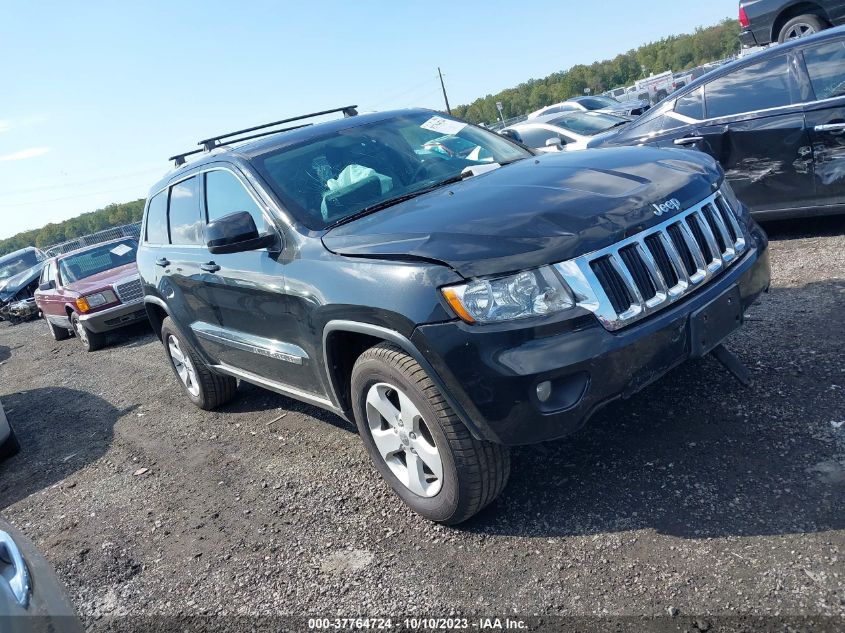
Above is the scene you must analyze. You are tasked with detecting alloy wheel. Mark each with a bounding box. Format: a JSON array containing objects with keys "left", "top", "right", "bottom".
[
  {"left": 364, "top": 382, "right": 443, "bottom": 497},
  {"left": 784, "top": 23, "right": 816, "bottom": 39},
  {"left": 167, "top": 334, "right": 201, "bottom": 397},
  {"left": 73, "top": 317, "right": 89, "bottom": 346}
]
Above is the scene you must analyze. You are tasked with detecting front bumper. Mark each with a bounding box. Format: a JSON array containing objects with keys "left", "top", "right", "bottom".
[
  {"left": 412, "top": 222, "right": 770, "bottom": 446},
  {"left": 78, "top": 301, "right": 148, "bottom": 333}
]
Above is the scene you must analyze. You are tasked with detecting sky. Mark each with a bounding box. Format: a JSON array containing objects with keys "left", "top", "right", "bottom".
[{"left": 0, "top": 0, "right": 739, "bottom": 239}]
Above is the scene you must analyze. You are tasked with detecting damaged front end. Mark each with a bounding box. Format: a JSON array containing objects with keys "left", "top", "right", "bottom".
[{"left": 0, "top": 267, "right": 44, "bottom": 324}]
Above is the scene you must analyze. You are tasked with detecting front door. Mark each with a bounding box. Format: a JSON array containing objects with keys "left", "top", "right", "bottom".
[
  {"left": 801, "top": 35, "right": 845, "bottom": 209},
  {"left": 192, "top": 166, "right": 325, "bottom": 397}
]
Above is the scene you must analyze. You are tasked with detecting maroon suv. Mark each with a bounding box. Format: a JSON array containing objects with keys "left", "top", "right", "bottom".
[{"left": 34, "top": 238, "right": 147, "bottom": 351}]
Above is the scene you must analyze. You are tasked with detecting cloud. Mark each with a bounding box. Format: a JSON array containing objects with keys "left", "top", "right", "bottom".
[{"left": 0, "top": 147, "right": 51, "bottom": 161}]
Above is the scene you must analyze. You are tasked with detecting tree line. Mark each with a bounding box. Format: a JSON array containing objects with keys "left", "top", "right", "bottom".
[
  {"left": 452, "top": 19, "right": 740, "bottom": 124},
  {"left": 0, "top": 199, "right": 145, "bottom": 256}
]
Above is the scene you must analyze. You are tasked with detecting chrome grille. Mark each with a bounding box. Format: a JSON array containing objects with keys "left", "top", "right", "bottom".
[
  {"left": 114, "top": 277, "right": 143, "bottom": 304},
  {"left": 555, "top": 189, "right": 747, "bottom": 331}
]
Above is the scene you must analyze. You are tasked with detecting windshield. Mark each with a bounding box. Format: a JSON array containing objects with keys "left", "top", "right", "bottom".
[
  {"left": 0, "top": 250, "right": 42, "bottom": 282},
  {"left": 548, "top": 112, "right": 628, "bottom": 135},
  {"left": 253, "top": 112, "right": 531, "bottom": 229},
  {"left": 577, "top": 96, "right": 620, "bottom": 109},
  {"left": 58, "top": 239, "right": 138, "bottom": 284}
]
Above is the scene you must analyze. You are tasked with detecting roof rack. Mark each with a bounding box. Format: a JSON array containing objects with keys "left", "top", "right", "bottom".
[{"left": 168, "top": 104, "right": 358, "bottom": 167}]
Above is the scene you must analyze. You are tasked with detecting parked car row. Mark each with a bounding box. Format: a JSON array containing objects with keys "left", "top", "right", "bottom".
[{"left": 507, "top": 26, "right": 845, "bottom": 221}]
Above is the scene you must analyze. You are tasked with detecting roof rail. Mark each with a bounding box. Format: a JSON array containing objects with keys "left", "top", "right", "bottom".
[{"left": 168, "top": 104, "right": 358, "bottom": 167}]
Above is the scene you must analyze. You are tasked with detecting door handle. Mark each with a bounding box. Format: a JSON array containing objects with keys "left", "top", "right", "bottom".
[
  {"left": 814, "top": 123, "right": 845, "bottom": 132},
  {"left": 0, "top": 530, "right": 31, "bottom": 608},
  {"left": 200, "top": 262, "right": 221, "bottom": 273},
  {"left": 155, "top": 257, "right": 170, "bottom": 268},
  {"left": 674, "top": 136, "right": 703, "bottom": 146}
]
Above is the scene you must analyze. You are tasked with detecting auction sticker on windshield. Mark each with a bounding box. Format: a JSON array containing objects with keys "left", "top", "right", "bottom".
[
  {"left": 110, "top": 244, "right": 132, "bottom": 256},
  {"left": 420, "top": 116, "right": 466, "bottom": 135}
]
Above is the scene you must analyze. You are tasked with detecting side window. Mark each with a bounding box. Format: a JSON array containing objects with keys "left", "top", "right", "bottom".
[
  {"left": 519, "top": 127, "right": 563, "bottom": 148},
  {"left": 145, "top": 191, "right": 169, "bottom": 244},
  {"left": 704, "top": 56, "right": 794, "bottom": 119},
  {"left": 631, "top": 113, "right": 685, "bottom": 138},
  {"left": 40, "top": 262, "right": 51, "bottom": 284},
  {"left": 674, "top": 87, "right": 704, "bottom": 119},
  {"left": 802, "top": 39, "right": 845, "bottom": 100},
  {"left": 168, "top": 177, "right": 203, "bottom": 246},
  {"left": 204, "top": 170, "right": 267, "bottom": 230}
]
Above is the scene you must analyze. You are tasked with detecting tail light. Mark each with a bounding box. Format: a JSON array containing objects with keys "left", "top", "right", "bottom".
[{"left": 739, "top": 6, "right": 750, "bottom": 28}]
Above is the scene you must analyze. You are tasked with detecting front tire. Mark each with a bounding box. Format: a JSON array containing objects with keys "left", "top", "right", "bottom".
[
  {"left": 778, "top": 14, "right": 826, "bottom": 42},
  {"left": 160, "top": 317, "right": 237, "bottom": 410},
  {"left": 71, "top": 312, "right": 105, "bottom": 352},
  {"left": 45, "top": 315, "right": 71, "bottom": 341},
  {"left": 351, "top": 343, "right": 510, "bottom": 524}
]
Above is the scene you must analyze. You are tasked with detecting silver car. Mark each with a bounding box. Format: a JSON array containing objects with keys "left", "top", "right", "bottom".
[{"left": 500, "top": 111, "right": 629, "bottom": 152}]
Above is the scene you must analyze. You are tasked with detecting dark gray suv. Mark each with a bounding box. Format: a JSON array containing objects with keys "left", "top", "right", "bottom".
[{"left": 138, "top": 107, "right": 770, "bottom": 523}]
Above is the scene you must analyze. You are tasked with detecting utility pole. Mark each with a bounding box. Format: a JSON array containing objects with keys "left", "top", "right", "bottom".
[{"left": 438, "top": 67, "right": 451, "bottom": 115}]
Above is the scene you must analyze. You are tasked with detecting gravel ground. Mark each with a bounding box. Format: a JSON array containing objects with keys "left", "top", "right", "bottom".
[{"left": 0, "top": 216, "right": 843, "bottom": 628}]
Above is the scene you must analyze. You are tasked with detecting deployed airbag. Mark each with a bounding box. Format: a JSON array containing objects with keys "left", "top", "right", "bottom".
[{"left": 321, "top": 164, "right": 393, "bottom": 220}]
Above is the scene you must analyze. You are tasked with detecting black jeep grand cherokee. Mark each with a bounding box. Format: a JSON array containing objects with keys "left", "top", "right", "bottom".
[{"left": 138, "top": 107, "right": 771, "bottom": 524}]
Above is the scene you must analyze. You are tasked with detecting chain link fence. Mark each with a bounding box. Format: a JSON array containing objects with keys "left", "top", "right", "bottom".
[{"left": 43, "top": 222, "right": 142, "bottom": 257}]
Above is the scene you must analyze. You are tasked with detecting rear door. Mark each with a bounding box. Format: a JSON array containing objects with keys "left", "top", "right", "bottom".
[{"left": 800, "top": 35, "right": 845, "bottom": 208}]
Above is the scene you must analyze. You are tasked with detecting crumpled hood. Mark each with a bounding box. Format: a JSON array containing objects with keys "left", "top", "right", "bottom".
[
  {"left": 323, "top": 146, "right": 722, "bottom": 278},
  {"left": 0, "top": 263, "right": 45, "bottom": 301}
]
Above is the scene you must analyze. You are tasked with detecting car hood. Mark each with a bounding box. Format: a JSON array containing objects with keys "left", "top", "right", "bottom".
[
  {"left": 0, "top": 263, "right": 45, "bottom": 301},
  {"left": 323, "top": 146, "right": 722, "bottom": 278},
  {"left": 63, "top": 262, "right": 139, "bottom": 294}
]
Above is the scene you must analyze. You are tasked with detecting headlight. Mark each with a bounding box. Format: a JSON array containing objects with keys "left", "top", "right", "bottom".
[
  {"left": 76, "top": 290, "right": 117, "bottom": 313},
  {"left": 441, "top": 266, "right": 574, "bottom": 324}
]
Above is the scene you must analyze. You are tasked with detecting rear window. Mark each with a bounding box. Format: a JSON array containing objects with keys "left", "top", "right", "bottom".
[
  {"left": 145, "top": 191, "right": 168, "bottom": 244},
  {"left": 58, "top": 239, "right": 138, "bottom": 284},
  {"left": 0, "top": 250, "right": 42, "bottom": 282},
  {"left": 547, "top": 112, "right": 625, "bottom": 135}
]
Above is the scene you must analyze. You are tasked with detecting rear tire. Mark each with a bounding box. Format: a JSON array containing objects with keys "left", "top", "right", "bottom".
[
  {"left": 351, "top": 342, "right": 510, "bottom": 524},
  {"left": 778, "top": 14, "right": 826, "bottom": 42},
  {"left": 160, "top": 317, "right": 237, "bottom": 410},
  {"left": 45, "top": 315, "right": 71, "bottom": 341},
  {"left": 71, "top": 312, "right": 105, "bottom": 352}
]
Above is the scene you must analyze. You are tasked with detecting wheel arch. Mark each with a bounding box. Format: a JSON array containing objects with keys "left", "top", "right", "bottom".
[
  {"left": 144, "top": 296, "right": 170, "bottom": 341},
  {"left": 322, "top": 320, "right": 489, "bottom": 441},
  {"left": 772, "top": 2, "right": 830, "bottom": 42}
]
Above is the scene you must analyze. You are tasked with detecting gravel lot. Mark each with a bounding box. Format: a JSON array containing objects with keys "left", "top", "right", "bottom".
[{"left": 0, "top": 216, "right": 843, "bottom": 628}]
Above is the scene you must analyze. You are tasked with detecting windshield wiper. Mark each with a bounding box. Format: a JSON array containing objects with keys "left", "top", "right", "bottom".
[{"left": 326, "top": 174, "right": 466, "bottom": 229}]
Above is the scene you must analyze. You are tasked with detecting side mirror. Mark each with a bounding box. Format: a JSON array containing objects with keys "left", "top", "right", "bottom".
[
  {"left": 545, "top": 137, "right": 564, "bottom": 149},
  {"left": 38, "top": 280, "right": 56, "bottom": 291},
  {"left": 206, "top": 211, "right": 277, "bottom": 255}
]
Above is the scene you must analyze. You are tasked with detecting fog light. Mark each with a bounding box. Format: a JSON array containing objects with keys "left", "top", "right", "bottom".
[{"left": 536, "top": 381, "right": 552, "bottom": 402}]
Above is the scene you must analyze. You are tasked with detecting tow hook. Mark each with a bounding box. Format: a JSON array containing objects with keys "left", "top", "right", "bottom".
[{"left": 711, "top": 343, "right": 751, "bottom": 386}]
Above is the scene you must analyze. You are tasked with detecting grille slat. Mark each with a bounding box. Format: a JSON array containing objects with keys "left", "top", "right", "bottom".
[
  {"left": 619, "top": 245, "right": 656, "bottom": 301},
  {"left": 645, "top": 234, "right": 679, "bottom": 288},
  {"left": 555, "top": 188, "right": 748, "bottom": 331},
  {"left": 115, "top": 278, "right": 143, "bottom": 304}
]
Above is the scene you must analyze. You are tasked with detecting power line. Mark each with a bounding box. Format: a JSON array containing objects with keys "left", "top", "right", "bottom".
[{"left": 0, "top": 166, "right": 162, "bottom": 199}]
